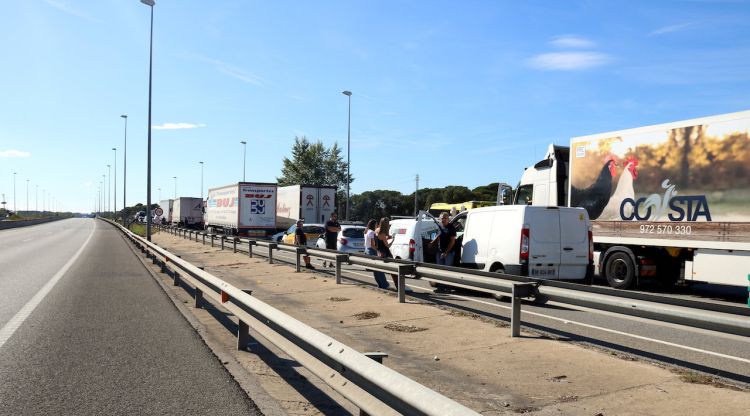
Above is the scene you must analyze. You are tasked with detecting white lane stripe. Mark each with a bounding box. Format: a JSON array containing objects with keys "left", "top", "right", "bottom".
[
  {"left": 234, "top": 248, "right": 750, "bottom": 363},
  {"left": 0, "top": 222, "right": 96, "bottom": 350}
]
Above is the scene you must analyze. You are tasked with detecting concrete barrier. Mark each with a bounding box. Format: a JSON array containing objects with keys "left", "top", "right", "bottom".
[{"left": 0, "top": 217, "right": 66, "bottom": 230}]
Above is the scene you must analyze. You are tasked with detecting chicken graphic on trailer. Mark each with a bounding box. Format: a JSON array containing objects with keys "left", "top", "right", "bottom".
[{"left": 508, "top": 110, "right": 750, "bottom": 289}]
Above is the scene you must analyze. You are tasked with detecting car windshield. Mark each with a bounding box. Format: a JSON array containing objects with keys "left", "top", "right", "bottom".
[{"left": 303, "top": 226, "right": 324, "bottom": 235}]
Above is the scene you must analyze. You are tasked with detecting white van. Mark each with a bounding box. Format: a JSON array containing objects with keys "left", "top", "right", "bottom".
[
  {"left": 458, "top": 205, "right": 592, "bottom": 280},
  {"left": 389, "top": 217, "right": 441, "bottom": 262}
]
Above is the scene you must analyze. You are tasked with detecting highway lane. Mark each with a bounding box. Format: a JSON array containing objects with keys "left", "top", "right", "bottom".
[
  {"left": 0, "top": 219, "right": 260, "bottom": 415},
  {"left": 258, "top": 247, "right": 750, "bottom": 383}
]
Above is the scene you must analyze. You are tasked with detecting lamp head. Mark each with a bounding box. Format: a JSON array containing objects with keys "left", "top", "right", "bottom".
[
  {"left": 342, "top": 90, "right": 352, "bottom": 96},
  {"left": 141, "top": 0, "right": 155, "bottom": 6}
]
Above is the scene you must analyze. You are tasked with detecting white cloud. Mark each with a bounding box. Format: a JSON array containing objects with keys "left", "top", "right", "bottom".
[
  {"left": 152, "top": 123, "right": 206, "bottom": 130},
  {"left": 196, "top": 56, "right": 266, "bottom": 86},
  {"left": 0, "top": 149, "right": 31, "bottom": 158},
  {"left": 649, "top": 22, "right": 697, "bottom": 36},
  {"left": 527, "top": 52, "right": 611, "bottom": 70},
  {"left": 44, "top": 0, "right": 95, "bottom": 21},
  {"left": 550, "top": 35, "right": 596, "bottom": 49}
]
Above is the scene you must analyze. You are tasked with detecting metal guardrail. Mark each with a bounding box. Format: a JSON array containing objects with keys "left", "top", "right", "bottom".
[
  {"left": 107, "top": 220, "right": 479, "bottom": 416},
  {"left": 158, "top": 224, "right": 750, "bottom": 338}
]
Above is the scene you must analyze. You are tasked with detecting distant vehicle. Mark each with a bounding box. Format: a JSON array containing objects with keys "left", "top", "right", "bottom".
[
  {"left": 171, "top": 197, "right": 203, "bottom": 228},
  {"left": 270, "top": 231, "right": 285, "bottom": 242},
  {"left": 456, "top": 205, "right": 592, "bottom": 280},
  {"left": 389, "top": 216, "right": 440, "bottom": 262},
  {"left": 276, "top": 185, "right": 337, "bottom": 229},
  {"left": 134, "top": 211, "right": 146, "bottom": 223},
  {"left": 428, "top": 200, "right": 495, "bottom": 217},
  {"left": 316, "top": 225, "right": 366, "bottom": 253},
  {"left": 204, "top": 182, "right": 277, "bottom": 237},
  {"left": 281, "top": 223, "right": 325, "bottom": 247}
]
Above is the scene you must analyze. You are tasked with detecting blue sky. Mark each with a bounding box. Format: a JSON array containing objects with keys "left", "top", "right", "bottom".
[{"left": 1, "top": 0, "right": 749, "bottom": 213}]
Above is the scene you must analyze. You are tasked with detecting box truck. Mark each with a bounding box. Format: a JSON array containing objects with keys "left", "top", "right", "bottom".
[
  {"left": 171, "top": 197, "right": 204, "bottom": 228},
  {"left": 156, "top": 199, "right": 173, "bottom": 224},
  {"left": 276, "top": 185, "right": 337, "bottom": 229},
  {"left": 204, "top": 182, "right": 277, "bottom": 237},
  {"left": 511, "top": 110, "right": 750, "bottom": 288}
]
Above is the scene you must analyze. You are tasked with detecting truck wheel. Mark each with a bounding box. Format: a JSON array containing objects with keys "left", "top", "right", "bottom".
[{"left": 605, "top": 252, "right": 636, "bottom": 289}]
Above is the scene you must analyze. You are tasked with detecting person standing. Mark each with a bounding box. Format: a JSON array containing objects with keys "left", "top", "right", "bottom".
[
  {"left": 322, "top": 212, "right": 341, "bottom": 267},
  {"left": 364, "top": 219, "right": 389, "bottom": 289},
  {"left": 375, "top": 217, "right": 411, "bottom": 293},
  {"left": 430, "top": 212, "right": 456, "bottom": 293},
  {"left": 294, "top": 220, "right": 315, "bottom": 270}
]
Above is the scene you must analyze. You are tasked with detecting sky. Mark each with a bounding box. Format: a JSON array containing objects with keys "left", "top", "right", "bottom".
[{"left": 1, "top": 0, "right": 749, "bottom": 213}]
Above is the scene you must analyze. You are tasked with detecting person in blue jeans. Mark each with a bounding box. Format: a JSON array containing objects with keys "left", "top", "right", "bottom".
[{"left": 364, "top": 219, "right": 389, "bottom": 289}]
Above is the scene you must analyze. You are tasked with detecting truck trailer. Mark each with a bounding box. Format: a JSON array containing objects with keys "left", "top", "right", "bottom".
[
  {"left": 204, "top": 182, "right": 277, "bottom": 237},
  {"left": 157, "top": 199, "right": 174, "bottom": 224},
  {"left": 513, "top": 110, "right": 750, "bottom": 289},
  {"left": 171, "top": 197, "right": 204, "bottom": 228},
  {"left": 275, "top": 185, "right": 337, "bottom": 229}
]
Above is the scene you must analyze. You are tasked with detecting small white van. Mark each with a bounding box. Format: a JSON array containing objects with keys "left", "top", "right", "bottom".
[
  {"left": 389, "top": 217, "right": 440, "bottom": 262},
  {"left": 458, "top": 205, "right": 592, "bottom": 280}
]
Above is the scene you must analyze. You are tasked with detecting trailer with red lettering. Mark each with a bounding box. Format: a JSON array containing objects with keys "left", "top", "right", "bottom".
[
  {"left": 204, "top": 182, "right": 277, "bottom": 237},
  {"left": 276, "top": 185, "right": 337, "bottom": 229}
]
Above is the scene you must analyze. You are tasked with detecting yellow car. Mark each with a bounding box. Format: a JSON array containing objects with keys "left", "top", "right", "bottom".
[{"left": 281, "top": 223, "right": 326, "bottom": 247}]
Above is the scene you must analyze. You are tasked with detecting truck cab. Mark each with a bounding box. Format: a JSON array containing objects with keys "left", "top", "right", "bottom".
[{"left": 514, "top": 144, "right": 570, "bottom": 207}]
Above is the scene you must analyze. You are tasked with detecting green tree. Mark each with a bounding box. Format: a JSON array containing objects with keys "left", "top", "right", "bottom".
[{"left": 278, "top": 136, "right": 352, "bottom": 190}]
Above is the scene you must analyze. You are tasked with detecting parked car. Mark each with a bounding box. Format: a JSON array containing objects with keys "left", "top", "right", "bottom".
[
  {"left": 389, "top": 216, "right": 441, "bottom": 262},
  {"left": 281, "top": 223, "right": 325, "bottom": 247},
  {"left": 315, "top": 225, "right": 366, "bottom": 253},
  {"left": 270, "top": 231, "right": 285, "bottom": 242}
]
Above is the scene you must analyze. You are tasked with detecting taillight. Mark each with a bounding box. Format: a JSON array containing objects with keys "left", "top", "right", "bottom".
[
  {"left": 520, "top": 226, "right": 530, "bottom": 262},
  {"left": 588, "top": 230, "right": 594, "bottom": 262},
  {"left": 339, "top": 237, "right": 348, "bottom": 246},
  {"left": 408, "top": 238, "right": 416, "bottom": 260}
]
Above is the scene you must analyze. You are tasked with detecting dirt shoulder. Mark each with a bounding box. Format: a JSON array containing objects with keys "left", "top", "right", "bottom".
[{"left": 151, "top": 232, "right": 749, "bottom": 416}]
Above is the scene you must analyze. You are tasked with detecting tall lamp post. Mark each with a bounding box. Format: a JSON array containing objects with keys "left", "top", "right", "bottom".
[
  {"left": 102, "top": 175, "right": 105, "bottom": 213},
  {"left": 35, "top": 184, "right": 38, "bottom": 212},
  {"left": 158, "top": 187, "right": 161, "bottom": 201},
  {"left": 141, "top": 0, "right": 155, "bottom": 240},
  {"left": 13, "top": 171, "right": 16, "bottom": 212},
  {"left": 173, "top": 176, "right": 177, "bottom": 199},
  {"left": 106, "top": 164, "right": 111, "bottom": 213},
  {"left": 121, "top": 115, "right": 128, "bottom": 225},
  {"left": 112, "top": 148, "right": 117, "bottom": 220},
  {"left": 199, "top": 161, "right": 204, "bottom": 200},
  {"left": 240, "top": 140, "right": 247, "bottom": 181},
  {"left": 26, "top": 179, "right": 29, "bottom": 213},
  {"left": 342, "top": 90, "right": 352, "bottom": 221}
]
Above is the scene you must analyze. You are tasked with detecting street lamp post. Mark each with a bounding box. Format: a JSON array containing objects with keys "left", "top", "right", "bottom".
[
  {"left": 240, "top": 140, "right": 247, "bottom": 181},
  {"left": 342, "top": 90, "right": 352, "bottom": 221},
  {"left": 35, "top": 184, "right": 38, "bottom": 212},
  {"left": 141, "top": 0, "right": 155, "bottom": 240},
  {"left": 102, "top": 175, "right": 105, "bottom": 213},
  {"left": 106, "top": 164, "right": 111, "bottom": 213},
  {"left": 158, "top": 187, "right": 161, "bottom": 201},
  {"left": 26, "top": 179, "right": 29, "bottom": 213},
  {"left": 12, "top": 171, "right": 16, "bottom": 213},
  {"left": 121, "top": 115, "right": 128, "bottom": 225},
  {"left": 199, "top": 161, "right": 204, "bottom": 200},
  {"left": 113, "top": 148, "right": 117, "bottom": 221},
  {"left": 173, "top": 176, "right": 177, "bottom": 199}
]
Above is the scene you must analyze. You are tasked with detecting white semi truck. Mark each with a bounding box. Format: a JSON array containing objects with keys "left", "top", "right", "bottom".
[
  {"left": 171, "top": 197, "right": 204, "bottom": 228},
  {"left": 156, "top": 199, "right": 173, "bottom": 224},
  {"left": 510, "top": 110, "right": 750, "bottom": 289},
  {"left": 204, "top": 182, "right": 278, "bottom": 237},
  {"left": 275, "top": 185, "right": 337, "bottom": 229}
]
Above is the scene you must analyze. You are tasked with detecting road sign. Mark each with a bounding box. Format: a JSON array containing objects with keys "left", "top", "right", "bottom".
[{"left": 154, "top": 207, "right": 164, "bottom": 216}]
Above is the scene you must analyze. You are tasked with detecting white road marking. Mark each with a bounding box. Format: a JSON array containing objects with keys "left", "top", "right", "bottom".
[
  {"left": 0, "top": 222, "right": 96, "bottom": 350},
  {"left": 21, "top": 238, "right": 32, "bottom": 243},
  {"left": 231, "top": 247, "right": 750, "bottom": 364}
]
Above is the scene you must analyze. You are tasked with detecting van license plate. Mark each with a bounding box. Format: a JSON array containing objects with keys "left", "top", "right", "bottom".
[{"left": 531, "top": 267, "right": 556, "bottom": 277}]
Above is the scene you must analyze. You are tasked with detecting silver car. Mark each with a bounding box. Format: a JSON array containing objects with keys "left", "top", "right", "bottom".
[{"left": 316, "top": 225, "right": 366, "bottom": 253}]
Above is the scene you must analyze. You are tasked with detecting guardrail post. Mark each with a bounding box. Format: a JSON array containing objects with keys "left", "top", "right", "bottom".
[
  {"left": 359, "top": 352, "right": 390, "bottom": 416},
  {"left": 233, "top": 237, "right": 239, "bottom": 253},
  {"left": 202, "top": 233, "right": 206, "bottom": 245},
  {"left": 237, "top": 320, "right": 250, "bottom": 351},
  {"left": 220, "top": 235, "right": 226, "bottom": 250},
  {"left": 210, "top": 234, "right": 215, "bottom": 248},
  {"left": 173, "top": 271, "right": 181, "bottom": 287},
  {"left": 267, "top": 243, "right": 277, "bottom": 264},
  {"left": 511, "top": 283, "right": 535, "bottom": 337},
  {"left": 295, "top": 248, "right": 305, "bottom": 272},
  {"left": 160, "top": 258, "right": 167, "bottom": 273},
  {"left": 397, "top": 264, "right": 416, "bottom": 303},
  {"left": 335, "top": 254, "right": 349, "bottom": 284},
  {"left": 248, "top": 240, "right": 255, "bottom": 258}
]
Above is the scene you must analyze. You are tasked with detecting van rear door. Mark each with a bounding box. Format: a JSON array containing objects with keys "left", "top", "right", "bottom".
[
  {"left": 558, "top": 208, "right": 589, "bottom": 279},
  {"left": 525, "top": 207, "right": 561, "bottom": 278}
]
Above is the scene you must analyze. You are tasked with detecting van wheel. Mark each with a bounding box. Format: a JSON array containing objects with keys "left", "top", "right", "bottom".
[{"left": 605, "top": 252, "right": 636, "bottom": 289}]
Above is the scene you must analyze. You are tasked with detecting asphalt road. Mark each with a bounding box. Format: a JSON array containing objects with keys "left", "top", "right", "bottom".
[
  {"left": 0, "top": 219, "right": 260, "bottom": 415},
  {"left": 262, "top": 246, "right": 750, "bottom": 384}
]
